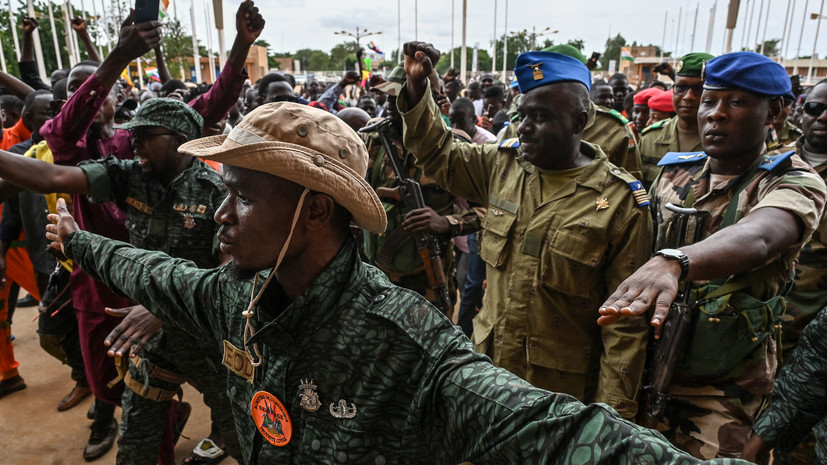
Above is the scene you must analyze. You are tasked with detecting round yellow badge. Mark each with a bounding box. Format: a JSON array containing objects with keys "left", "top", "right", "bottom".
[{"left": 250, "top": 391, "right": 292, "bottom": 446}]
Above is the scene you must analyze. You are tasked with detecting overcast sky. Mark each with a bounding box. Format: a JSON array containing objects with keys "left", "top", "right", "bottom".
[{"left": 71, "top": 0, "right": 827, "bottom": 66}]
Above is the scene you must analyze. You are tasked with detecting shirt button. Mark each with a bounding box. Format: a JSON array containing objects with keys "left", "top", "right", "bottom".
[
  {"left": 311, "top": 439, "right": 321, "bottom": 450},
  {"left": 375, "top": 455, "right": 386, "bottom": 465},
  {"left": 336, "top": 451, "right": 347, "bottom": 462},
  {"left": 373, "top": 294, "right": 386, "bottom": 303},
  {"left": 230, "top": 386, "right": 237, "bottom": 396}
]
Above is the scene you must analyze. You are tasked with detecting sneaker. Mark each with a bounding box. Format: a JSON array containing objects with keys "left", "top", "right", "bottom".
[{"left": 83, "top": 418, "right": 118, "bottom": 461}]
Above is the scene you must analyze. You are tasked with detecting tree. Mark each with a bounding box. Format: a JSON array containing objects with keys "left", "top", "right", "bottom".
[
  {"left": 293, "top": 48, "right": 329, "bottom": 72},
  {"left": 567, "top": 39, "right": 585, "bottom": 51},
  {"left": 599, "top": 34, "right": 627, "bottom": 71},
  {"left": 434, "top": 48, "right": 493, "bottom": 76},
  {"left": 754, "top": 39, "right": 781, "bottom": 57},
  {"left": 329, "top": 41, "right": 357, "bottom": 71},
  {"left": 161, "top": 18, "right": 192, "bottom": 80}
]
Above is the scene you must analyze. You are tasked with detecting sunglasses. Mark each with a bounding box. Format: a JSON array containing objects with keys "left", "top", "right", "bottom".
[
  {"left": 803, "top": 101, "right": 827, "bottom": 117},
  {"left": 129, "top": 128, "right": 178, "bottom": 145}
]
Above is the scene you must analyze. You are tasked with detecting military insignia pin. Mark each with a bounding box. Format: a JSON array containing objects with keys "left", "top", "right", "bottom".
[
  {"left": 298, "top": 379, "right": 321, "bottom": 412},
  {"left": 596, "top": 197, "right": 610, "bottom": 210},
  {"left": 530, "top": 63, "right": 544, "bottom": 81},
  {"left": 250, "top": 391, "right": 292, "bottom": 447},
  {"left": 675, "top": 60, "right": 684, "bottom": 73},
  {"left": 196, "top": 204, "right": 207, "bottom": 214},
  {"left": 329, "top": 399, "right": 357, "bottom": 419},
  {"left": 701, "top": 61, "right": 707, "bottom": 80},
  {"left": 183, "top": 213, "right": 196, "bottom": 229}
]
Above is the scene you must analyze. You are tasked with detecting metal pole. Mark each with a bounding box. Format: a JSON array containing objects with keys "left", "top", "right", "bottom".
[
  {"left": 90, "top": 0, "right": 102, "bottom": 58},
  {"left": 739, "top": 0, "right": 750, "bottom": 50},
  {"left": 415, "top": 0, "right": 418, "bottom": 41},
  {"left": 691, "top": 3, "right": 699, "bottom": 51},
  {"left": 746, "top": 0, "right": 757, "bottom": 49},
  {"left": 460, "top": 0, "right": 467, "bottom": 84},
  {"left": 212, "top": 0, "right": 226, "bottom": 70},
  {"left": 760, "top": 0, "right": 772, "bottom": 54},
  {"left": 661, "top": 10, "right": 668, "bottom": 61},
  {"left": 706, "top": 1, "right": 717, "bottom": 53},
  {"left": 785, "top": 0, "right": 797, "bottom": 60},
  {"left": 48, "top": 0, "right": 63, "bottom": 70},
  {"left": 67, "top": 0, "right": 80, "bottom": 63},
  {"left": 753, "top": 0, "right": 765, "bottom": 51},
  {"left": 9, "top": 0, "right": 20, "bottom": 58},
  {"left": 725, "top": 0, "right": 742, "bottom": 54},
  {"left": 674, "top": 7, "right": 682, "bottom": 62},
  {"left": 397, "top": 0, "right": 401, "bottom": 63},
  {"left": 0, "top": 32, "right": 6, "bottom": 72},
  {"left": 62, "top": 1, "right": 76, "bottom": 66},
  {"left": 502, "top": 0, "right": 508, "bottom": 83},
  {"left": 450, "top": 0, "right": 454, "bottom": 68},
  {"left": 781, "top": 0, "right": 794, "bottom": 60},
  {"left": 795, "top": 0, "right": 810, "bottom": 74},
  {"left": 808, "top": 0, "right": 825, "bottom": 82},
  {"left": 202, "top": 0, "right": 214, "bottom": 82},
  {"left": 492, "top": 0, "right": 496, "bottom": 73},
  {"left": 137, "top": 57, "right": 144, "bottom": 89},
  {"left": 190, "top": 1, "right": 201, "bottom": 83}
]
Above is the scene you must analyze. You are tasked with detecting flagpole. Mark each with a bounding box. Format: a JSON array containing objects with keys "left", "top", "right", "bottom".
[
  {"left": 0, "top": 34, "right": 6, "bottom": 72},
  {"left": 48, "top": 0, "right": 64, "bottom": 70},
  {"left": 760, "top": 0, "right": 771, "bottom": 54},
  {"left": 28, "top": 0, "right": 47, "bottom": 81},
  {"left": 137, "top": 57, "right": 144, "bottom": 89},
  {"left": 794, "top": 0, "right": 810, "bottom": 75},
  {"left": 202, "top": 0, "right": 214, "bottom": 83},
  {"left": 492, "top": 0, "right": 496, "bottom": 73},
  {"left": 100, "top": 0, "right": 111, "bottom": 56},
  {"left": 211, "top": 0, "right": 225, "bottom": 70},
  {"left": 9, "top": 0, "right": 21, "bottom": 58},
  {"left": 190, "top": 1, "right": 201, "bottom": 83}
]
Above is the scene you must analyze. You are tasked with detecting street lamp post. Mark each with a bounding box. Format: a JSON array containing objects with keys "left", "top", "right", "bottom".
[
  {"left": 510, "top": 26, "right": 558, "bottom": 52},
  {"left": 335, "top": 27, "right": 382, "bottom": 72}
]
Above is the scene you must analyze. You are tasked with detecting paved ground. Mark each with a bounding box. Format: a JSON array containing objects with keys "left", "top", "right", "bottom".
[{"left": 0, "top": 294, "right": 239, "bottom": 465}]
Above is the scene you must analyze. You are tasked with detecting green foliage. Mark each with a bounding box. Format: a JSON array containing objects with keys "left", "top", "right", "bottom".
[
  {"left": 329, "top": 41, "right": 357, "bottom": 71},
  {"left": 599, "top": 34, "right": 627, "bottom": 71},
  {"left": 292, "top": 48, "right": 329, "bottom": 71},
  {"left": 434, "top": 47, "right": 493, "bottom": 75}
]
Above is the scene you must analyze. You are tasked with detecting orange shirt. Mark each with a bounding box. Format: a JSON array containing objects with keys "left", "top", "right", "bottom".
[{"left": 0, "top": 119, "right": 32, "bottom": 151}]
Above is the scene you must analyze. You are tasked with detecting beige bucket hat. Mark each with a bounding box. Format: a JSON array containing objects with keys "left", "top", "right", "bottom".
[{"left": 178, "top": 102, "right": 387, "bottom": 233}]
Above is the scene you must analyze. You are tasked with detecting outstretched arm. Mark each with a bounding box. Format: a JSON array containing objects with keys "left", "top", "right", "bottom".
[
  {"left": 0, "top": 148, "right": 89, "bottom": 195},
  {"left": 153, "top": 46, "right": 172, "bottom": 83},
  {"left": 71, "top": 18, "right": 102, "bottom": 63}
]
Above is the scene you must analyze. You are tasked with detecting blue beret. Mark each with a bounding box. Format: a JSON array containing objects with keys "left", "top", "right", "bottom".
[
  {"left": 703, "top": 51, "right": 792, "bottom": 97},
  {"left": 515, "top": 51, "right": 591, "bottom": 94}
]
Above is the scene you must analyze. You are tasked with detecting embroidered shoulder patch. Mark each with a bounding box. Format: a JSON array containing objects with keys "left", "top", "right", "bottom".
[
  {"left": 626, "top": 180, "right": 650, "bottom": 207},
  {"left": 498, "top": 138, "right": 520, "bottom": 149},
  {"left": 759, "top": 150, "right": 795, "bottom": 172},
  {"left": 657, "top": 151, "right": 708, "bottom": 166}
]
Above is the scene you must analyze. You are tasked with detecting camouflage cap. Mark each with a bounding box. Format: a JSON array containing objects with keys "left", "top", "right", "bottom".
[
  {"left": 114, "top": 97, "right": 204, "bottom": 141},
  {"left": 178, "top": 102, "right": 387, "bottom": 233},
  {"left": 675, "top": 52, "right": 715, "bottom": 77},
  {"left": 373, "top": 65, "right": 406, "bottom": 96}
]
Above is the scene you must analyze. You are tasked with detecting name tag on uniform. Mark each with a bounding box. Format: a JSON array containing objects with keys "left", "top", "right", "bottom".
[{"left": 223, "top": 340, "right": 255, "bottom": 384}]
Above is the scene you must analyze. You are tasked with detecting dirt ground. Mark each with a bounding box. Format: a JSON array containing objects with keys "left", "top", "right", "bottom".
[{"left": 0, "top": 293, "right": 240, "bottom": 465}]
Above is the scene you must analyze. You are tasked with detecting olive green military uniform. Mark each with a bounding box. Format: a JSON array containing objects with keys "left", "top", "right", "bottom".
[
  {"left": 64, "top": 229, "right": 754, "bottom": 465},
  {"left": 79, "top": 156, "right": 240, "bottom": 464},
  {"left": 639, "top": 116, "right": 703, "bottom": 189},
  {"left": 361, "top": 128, "right": 480, "bottom": 309},
  {"left": 651, "top": 150, "right": 826, "bottom": 459},
  {"left": 585, "top": 102, "right": 643, "bottom": 179},
  {"left": 498, "top": 101, "right": 644, "bottom": 179},
  {"left": 398, "top": 83, "right": 654, "bottom": 420}
]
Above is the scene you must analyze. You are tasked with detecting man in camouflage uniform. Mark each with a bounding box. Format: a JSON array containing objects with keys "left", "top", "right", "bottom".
[
  {"left": 766, "top": 96, "right": 802, "bottom": 151},
  {"left": 47, "top": 96, "right": 751, "bottom": 465},
  {"left": 362, "top": 65, "right": 480, "bottom": 313},
  {"left": 599, "top": 52, "right": 827, "bottom": 459},
  {"left": 399, "top": 45, "right": 653, "bottom": 420},
  {"left": 0, "top": 99, "right": 240, "bottom": 464},
  {"left": 764, "top": 78, "right": 827, "bottom": 465},
  {"left": 639, "top": 52, "right": 714, "bottom": 188},
  {"left": 742, "top": 307, "right": 827, "bottom": 465}
]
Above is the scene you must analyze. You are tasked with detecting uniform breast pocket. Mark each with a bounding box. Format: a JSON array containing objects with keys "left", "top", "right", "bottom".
[
  {"left": 479, "top": 209, "right": 516, "bottom": 268},
  {"left": 301, "top": 417, "right": 398, "bottom": 465},
  {"left": 541, "top": 229, "right": 606, "bottom": 298}
]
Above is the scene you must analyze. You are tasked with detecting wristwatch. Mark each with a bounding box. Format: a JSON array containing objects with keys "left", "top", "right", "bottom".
[{"left": 655, "top": 248, "right": 690, "bottom": 281}]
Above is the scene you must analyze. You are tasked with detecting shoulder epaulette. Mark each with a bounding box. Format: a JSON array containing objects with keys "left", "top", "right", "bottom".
[
  {"left": 657, "top": 151, "right": 708, "bottom": 166},
  {"left": 608, "top": 168, "right": 650, "bottom": 207},
  {"left": 607, "top": 108, "right": 630, "bottom": 125},
  {"left": 498, "top": 138, "right": 520, "bottom": 149},
  {"left": 759, "top": 150, "right": 795, "bottom": 172},
  {"left": 640, "top": 119, "right": 667, "bottom": 135}
]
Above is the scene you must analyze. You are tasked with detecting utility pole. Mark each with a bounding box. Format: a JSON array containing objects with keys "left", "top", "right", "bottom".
[{"left": 461, "top": 0, "right": 467, "bottom": 84}]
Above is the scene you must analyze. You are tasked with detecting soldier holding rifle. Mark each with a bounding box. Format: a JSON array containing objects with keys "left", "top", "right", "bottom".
[{"left": 599, "top": 52, "right": 827, "bottom": 459}]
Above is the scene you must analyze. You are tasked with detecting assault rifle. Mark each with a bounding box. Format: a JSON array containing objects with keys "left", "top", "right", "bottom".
[
  {"left": 638, "top": 203, "right": 708, "bottom": 429},
  {"left": 359, "top": 119, "right": 454, "bottom": 317}
]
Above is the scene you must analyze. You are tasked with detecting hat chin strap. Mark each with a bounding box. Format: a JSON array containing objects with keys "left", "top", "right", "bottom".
[{"left": 242, "top": 188, "right": 310, "bottom": 367}]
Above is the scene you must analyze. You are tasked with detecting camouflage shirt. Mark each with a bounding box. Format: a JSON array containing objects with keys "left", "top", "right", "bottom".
[
  {"left": 79, "top": 157, "right": 226, "bottom": 268},
  {"left": 639, "top": 117, "right": 704, "bottom": 189},
  {"left": 64, "top": 230, "right": 751, "bottom": 465},
  {"left": 398, "top": 83, "right": 654, "bottom": 419},
  {"left": 653, "top": 150, "right": 826, "bottom": 394},
  {"left": 751, "top": 307, "right": 827, "bottom": 462}
]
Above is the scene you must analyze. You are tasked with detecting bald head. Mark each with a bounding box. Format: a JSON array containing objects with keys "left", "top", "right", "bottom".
[{"left": 337, "top": 107, "right": 371, "bottom": 133}]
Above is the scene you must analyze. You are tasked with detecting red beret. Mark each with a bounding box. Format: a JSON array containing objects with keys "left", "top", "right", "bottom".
[
  {"left": 647, "top": 90, "right": 675, "bottom": 112},
  {"left": 633, "top": 87, "right": 661, "bottom": 105}
]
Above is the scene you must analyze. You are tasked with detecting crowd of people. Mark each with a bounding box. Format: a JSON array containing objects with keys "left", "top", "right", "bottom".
[{"left": 0, "top": 2, "right": 825, "bottom": 464}]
